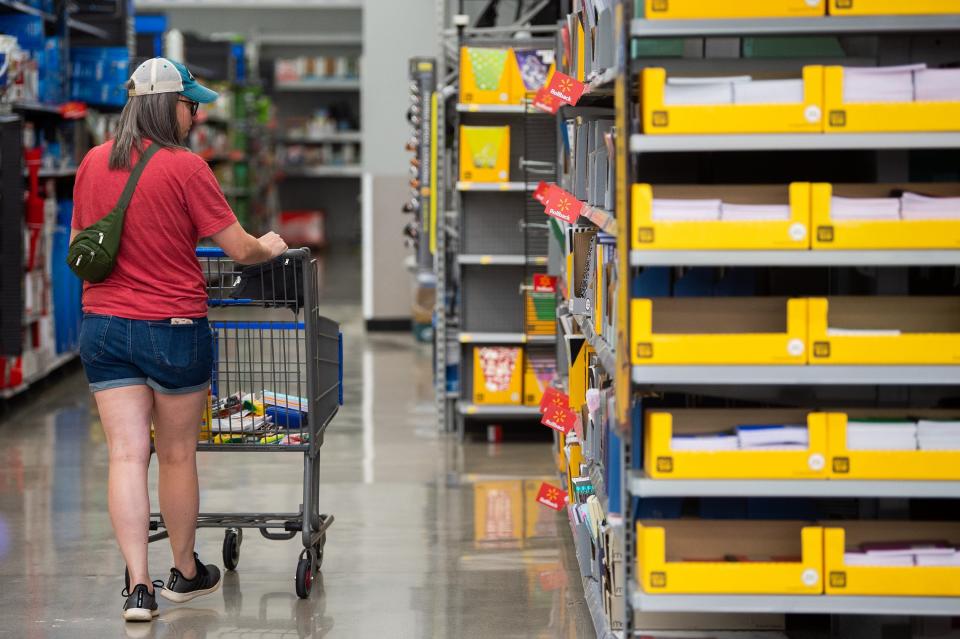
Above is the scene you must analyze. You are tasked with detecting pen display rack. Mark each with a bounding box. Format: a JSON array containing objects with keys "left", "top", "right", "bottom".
[
  {"left": 824, "top": 521, "right": 960, "bottom": 596},
  {"left": 631, "top": 297, "right": 808, "bottom": 365},
  {"left": 641, "top": 66, "right": 824, "bottom": 134},
  {"left": 828, "top": 0, "right": 960, "bottom": 15},
  {"left": 827, "top": 410, "right": 960, "bottom": 480},
  {"left": 643, "top": 0, "right": 827, "bottom": 19},
  {"left": 811, "top": 183, "right": 960, "bottom": 249},
  {"left": 807, "top": 296, "right": 960, "bottom": 365},
  {"left": 637, "top": 520, "right": 824, "bottom": 595},
  {"left": 632, "top": 183, "right": 811, "bottom": 250},
  {"left": 824, "top": 66, "right": 960, "bottom": 133},
  {"left": 645, "top": 409, "right": 829, "bottom": 480}
]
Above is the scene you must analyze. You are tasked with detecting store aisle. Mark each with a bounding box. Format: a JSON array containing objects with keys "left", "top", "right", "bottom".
[{"left": 0, "top": 304, "right": 593, "bottom": 639}]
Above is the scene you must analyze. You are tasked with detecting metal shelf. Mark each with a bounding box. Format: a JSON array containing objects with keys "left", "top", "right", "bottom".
[
  {"left": 630, "top": 133, "right": 960, "bottom": 153},
  {"left": 10, "top": 101, "right": 61, "bottom": 115},
  {"left": 630, "top": 249, "right": 960, "bottom": 267},
  {"left": 0, "top": 0, "right": 54, "bottom": 19},
  {"left": 0, "top": 352, "right": 77, "bottom": 400},
  {"left": 456, "top": 103, "right": 545, "bottom": 114},
  {"left": 458, "top": 332, "right": 555, "bottom": 344},
  {"left": 628, "top": 470, "right": 960, "bottom": 499},
  {"left": 274, "top": 79, "right": 360, "bottom": 92},
  {"left": 573, "top": 314, "right": 615, "bottom": 375},
  {"left": 280, "top": 165, "right": 362, "bottom": 177},
  {"left": 631, "top": 15, "right": 960, "bottom": 38},
  {"left": 457, "top": 254, "right": 547, "bottom": 265},
  {"left": 632, "top": 365, "right": 960, "bottom": 386},
  {"left": 457, "top": 403, "right": 542, "bottom": 419},
  {"left": 255, "top": 33, "right": 362, "bottom": 46},
  {"left": 456, "top": 181, "right": 539, "bottom": 192},
  {"left": 631, "top": 591, "right": 960, "bottom": 616},
  {"left": 569, "top": 517, "right": 618, "bottom": 639},
  {"left": 278, "top": 131, "right": 362, "bottom": 144}
]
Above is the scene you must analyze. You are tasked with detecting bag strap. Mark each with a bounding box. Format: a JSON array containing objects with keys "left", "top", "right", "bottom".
[{"left": 114, "top": 142, "right": 162, "bottom": 214}]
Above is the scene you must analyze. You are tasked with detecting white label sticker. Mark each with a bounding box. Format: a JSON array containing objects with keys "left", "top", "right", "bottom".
[
  {"left": 805, "top": 105, "right": 822, "bottom": 123},
  {"left": 789, "top": 223, "right": 807, "bottom": 241},
  {"left": 802, "top": 568, "right": 820, "bottom": 587},
  {"left": 808, "top": 453, "right": 826, "bottom": 472},
  {"left": 788, "top": 339, "right": 805, "bottom": 357},
  {"left": 499, "top": 92, "right": 509, "bottom": 102},
  {"left": 805, "top": 0, "right": 820, "bottom": 6}
]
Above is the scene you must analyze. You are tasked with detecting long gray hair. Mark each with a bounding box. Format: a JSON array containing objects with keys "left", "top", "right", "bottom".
[{"left": 108, "top": 87, "right": 186, "bottom": 170}]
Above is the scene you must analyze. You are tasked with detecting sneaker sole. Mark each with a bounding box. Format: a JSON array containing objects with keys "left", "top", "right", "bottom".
[
  {"left": 122, "top": 607, "right": 159, "bottom": 622},
  {"left": 159, "top": 574, "right": 223, "bottom": 604}
]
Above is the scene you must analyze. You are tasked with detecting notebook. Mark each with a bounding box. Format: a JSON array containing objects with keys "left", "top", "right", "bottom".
[
  {"left": 843, "top": 64, "right": 925, "bottom": 104},
  {"left": 721, "top": 203, "right": 792, "bottom": 222},
  {"left": 914, "top": 68, "right": 960, "bottom": 103},
  {"left": 663, "top": 76, "right": 750, "bottom": 106},
  {"left": 652, "top": 198, "right": 722, "bottom": 221},
  {"left": 830, "top": 196, "right": 901, "bottom": 221},
  {"left": 671, "top": 433, "right": 739, "bottom": 451},
  {"left": 736, "top": 424, "right": 809, "bottom": 449},
  {"left": 846, "top": 419, "right": 917, "bottom": 451},
  {"left": 900, "top": 191, "right": 960, "bottom": 221},
  {"left": 733, "top": 79, "right": 804, "bottom": 105}
]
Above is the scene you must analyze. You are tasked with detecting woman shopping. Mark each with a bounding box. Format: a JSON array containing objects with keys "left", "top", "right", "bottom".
[{"left": 70, "top": 57, "right": 287, "bottom": 622}]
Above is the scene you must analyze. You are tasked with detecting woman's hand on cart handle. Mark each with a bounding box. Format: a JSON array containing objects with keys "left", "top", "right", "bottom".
[
  {"left": 210, "top": 223, "right": 285, "bottom": 265},
  {"left": 258, "top": 232, "right": 288, "bottom": 259}
]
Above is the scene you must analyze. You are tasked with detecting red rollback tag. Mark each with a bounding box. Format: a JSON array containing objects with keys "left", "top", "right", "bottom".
[
  {"left": 544, "top": 185, "right": 583, "bottom": 224},
  {"left": 533, "top": 274, "right": 558, "bottom": 293},
  {"left": 546, "top": 71, "right": 586, "bottom": 106},
  {"left": 532, "top": 87, "right": 561, "bottom": 114},
  {"left": 533, "top": 180, "right": 550, "bottom": 205},
  {"left": 541, "top": 405, "right": 577, "bottom": 434},
  {"left": 536, "top": 482, "right": 568, "bottom": 511},
  {"left": 539, "top": 385, "right": 569, "bottom": 414}
]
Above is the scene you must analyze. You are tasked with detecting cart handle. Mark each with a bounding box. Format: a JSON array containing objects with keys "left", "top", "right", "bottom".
[{"left": 195, "top": 247, "right": 310, "bottom": 259}]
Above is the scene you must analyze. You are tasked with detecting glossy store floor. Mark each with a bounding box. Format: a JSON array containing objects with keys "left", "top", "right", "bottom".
[{"left": 0, "top": 301, "right": 596, "bottom": 638}]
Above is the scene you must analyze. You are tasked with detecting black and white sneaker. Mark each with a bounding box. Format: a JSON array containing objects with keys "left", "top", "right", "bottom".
[
  {"left": 160, "top": 553, "right": 222, "bottom": 604},
  {"left": 122, "top": 581, "right": 163, "bottom": 622}
]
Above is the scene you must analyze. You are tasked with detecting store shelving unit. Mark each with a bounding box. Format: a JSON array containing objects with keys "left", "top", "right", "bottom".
[{"left": 630, "top": 132, "right": 960, "bottom": 152}]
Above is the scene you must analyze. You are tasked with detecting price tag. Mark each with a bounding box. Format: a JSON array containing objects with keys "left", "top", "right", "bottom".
[
  {"left": 544, "top": 185, "right": 583, "bottom": 224},
  {"left": 541, "top": 405, "right": 577, "bottom": 434},
  {"left": 539, "top": 385, "right": 569, "bottom": 413},
  {"left": 532, "top": 87, "right": 561, "bottom": 114},
  {"left": 533, "top": 180, "right": 551, "bottom": 205},
  {"left": 546, "top": 71, "right": 586, "bottom": 106},
  {"left": 535, "top": 482, "right": 568, "bottom": 511},
  {"left": 533, "top": 274, "right": 558, "bottom": 293}
]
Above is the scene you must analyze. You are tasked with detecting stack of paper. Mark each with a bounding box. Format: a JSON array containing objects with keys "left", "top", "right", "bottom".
[
  {"left": 830, "top": 196, "right": 901, "bottom": 221},
  {"left": 846, "top": 420, "right": 918, "bottom": 450},
  {"left": 917, "top": 552, "right": 960, "bottom": 567},
  {"left": 671, "top": 433, "right": 739, "bottom": 451},
  {"left": 664, "top": 76, "right": 750, "bottom": 106},
  {"left": 736, "top": 424, "right": 809, "bottom": 450},
  {"left": 914, "top": 68, "right": 960, "bottom": 102},
  {"left": 652, "top": 198, "right": 722, "bottom": 221},
  {"left": 720, "top": 203, "right": 792, "bottom": 222},
  {"left": 844, "top": 552, "right": 914, "bottom": 567},
  {"left": 843, "top": 64, "right": 925, "bottom": 103},
  {"left": 733, "top": 79, "right": 804, "bottom": 105},
  {"left": 917, "top": 420, "right": 960, "bottom": 451},
  {"left": 900, "top": 192, "right": 960, "bottom": 221}
]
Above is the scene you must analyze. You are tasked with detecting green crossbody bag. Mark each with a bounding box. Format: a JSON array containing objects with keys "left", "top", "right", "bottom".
[{"left": 67, "top": 143, "right": 161, "bottom": 283}]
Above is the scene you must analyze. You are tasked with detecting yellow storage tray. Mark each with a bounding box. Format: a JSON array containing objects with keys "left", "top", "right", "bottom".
[
  {"left": 811, "top": 183, "right": 960, "bottom": 249},
  {"left": 808, "top": 296, "right": 960, "bottom": 364},
  {"left": 472, "top": 346, "right": 524, "bottom": 405},
  {"left": 645, "top": 409, "right": 829, "bottom": 479},
  {"left": 459, "top": 125, "right": 511, "bottom": 183},
  {"left": 507, "top": 51, "right": 555, "bottom": 101},
  {"left": 641, "top": 66, "right": 824, "bottom": 134},
  {"left": 631, "top": 297, "right": 809, "bottom": 365},
  {"left": 645, "top": 0, "right": 826, "bottom": 18},
  {"left": 824, "top": 65, "right": 960, "bottom": 133},
  {"left": 637, "top": 520, "right": 824, "bottom": 595},
  {"left": 824, "top": 522, "right": 960, "bottom": 596},
  {"left": 828, "top": 0, "right": 960, "bottom": 15},
  {"left": 827, "top": 411, "right": 960, "bottom": 480},
  {"left": 459, "top": 47, "right": 517, "bottom": 105},
  {"left": 632, "top": 183, "right": 811, "bottom": 250},
  {"left": 473, "top": 480, "right": 524, "bottom": 543}
]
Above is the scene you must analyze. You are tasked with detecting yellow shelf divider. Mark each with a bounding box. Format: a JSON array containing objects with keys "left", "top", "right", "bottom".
[
  {"left": 637, "top": 520, "right": 824, "bottom": 595},
  {"left": 824, "top": 66, "right": 960, "bottom": 133},
  {"left": 632, "top": 183, "right": 811, "bottom": 251},
  {"left": 630, "top": 297, "right": 809, "bottom": 365},
  {"left": 641, "top": 66, "right": 824, "bottom": 135},
  {"left": 824, "top": 522, "right": 960, "bottom": 596},
  {"left": 828, "top": 0, "right": 960, "bottom": 15},
  {"left": 810, "top": 183, "right": 960, "bottom": 250},
  {"left": 644, "top": 0, "right": 826, "bottom": 19},
  {"left": 808, "top": 297, "right": 960, "bottom": 365},
  {"left": 645, "top": 409, "right": 828, "bottom": 480},
  {"left": 827, "top": 412, "right": 960, "bottom": 480}
]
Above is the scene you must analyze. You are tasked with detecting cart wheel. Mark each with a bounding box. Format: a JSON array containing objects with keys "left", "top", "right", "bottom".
[
  {"left": 295, "top": 555, "right": 313, "bottom": 599},
  {"left": 223, "top": 528, "right": 242, "bottom": 571}
]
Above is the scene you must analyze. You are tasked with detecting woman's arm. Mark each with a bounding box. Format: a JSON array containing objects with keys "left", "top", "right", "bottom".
[{"left": 210, "top": 223, "right": 287, "bottom": 265}]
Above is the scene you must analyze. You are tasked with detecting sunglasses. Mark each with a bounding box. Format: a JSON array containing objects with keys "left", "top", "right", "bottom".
[{"left": 178, "top": 98, "right": 200, "bottom": 117}]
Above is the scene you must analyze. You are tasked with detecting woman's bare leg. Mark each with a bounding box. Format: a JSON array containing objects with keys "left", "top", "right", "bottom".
[
  {"left": 96, "top": 385, "right": 155, "bottom": 591},
  {"left": 152, "top": 388, "right": 207, "bottom": 578}
]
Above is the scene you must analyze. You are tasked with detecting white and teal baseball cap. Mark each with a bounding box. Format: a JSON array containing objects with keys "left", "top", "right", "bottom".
[{"left": 128, "top": 57, "right": 218, "bottom": 103}]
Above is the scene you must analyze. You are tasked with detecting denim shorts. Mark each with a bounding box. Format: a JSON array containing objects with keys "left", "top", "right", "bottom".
[{"left": 79, "top": 314, "right": 213, "bottom": 394}]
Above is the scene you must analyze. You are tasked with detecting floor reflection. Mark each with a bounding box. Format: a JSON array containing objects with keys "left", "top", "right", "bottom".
[{"left": 0, "top": 304, "right": 592, "bottom": 638}]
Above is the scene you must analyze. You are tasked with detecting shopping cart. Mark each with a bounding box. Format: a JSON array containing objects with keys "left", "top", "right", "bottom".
[{"left": 145, "top": 247, "right": 341, "bottom": 599}]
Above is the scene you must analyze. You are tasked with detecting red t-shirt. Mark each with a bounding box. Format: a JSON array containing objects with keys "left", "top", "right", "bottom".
[{"left": 72, "top": 140, "right": 237, "bottom": 320}]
